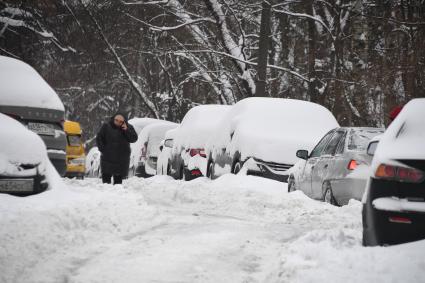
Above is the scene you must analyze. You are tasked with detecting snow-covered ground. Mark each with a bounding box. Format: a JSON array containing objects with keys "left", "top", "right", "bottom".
[{"left": 1, "top": 175, "right": 424, "bottom": 283}]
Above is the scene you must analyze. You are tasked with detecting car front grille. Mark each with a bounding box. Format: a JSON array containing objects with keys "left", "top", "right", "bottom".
[{"left": 254, "top": 159, "right": 293, "bottom": 172}]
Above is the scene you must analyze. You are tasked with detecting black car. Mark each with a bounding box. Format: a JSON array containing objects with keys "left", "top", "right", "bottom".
[{"left": 363, "top": 98, "right": 425, "bottom": 246}]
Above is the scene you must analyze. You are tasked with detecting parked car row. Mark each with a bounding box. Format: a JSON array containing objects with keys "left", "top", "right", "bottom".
[{"left": 0, "top": 56, "right": 87, "bottom": 194}]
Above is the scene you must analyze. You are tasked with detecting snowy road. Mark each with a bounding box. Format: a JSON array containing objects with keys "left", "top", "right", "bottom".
[{"left": 1, "top": 175, "right": 424, "bottom": 283}]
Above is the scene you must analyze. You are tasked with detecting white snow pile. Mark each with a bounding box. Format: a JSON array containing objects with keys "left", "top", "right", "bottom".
[
  {"left": 0, "top": 55, "right": 64, "bottom": 111},
  {"left": 0, "top": 113, "right": 46, "bottom": 170},
  {"left": 85, "top": 146, "right": 101, "bottom": 176},
  {"left": 372, "top": 98, "right": 425, "bottom": 171},
  {"left": 0, "top": 175, "right": 424, "bottom": 282},
  {"left": 207, "top": 97, "right": 339, "bottom": 165}
]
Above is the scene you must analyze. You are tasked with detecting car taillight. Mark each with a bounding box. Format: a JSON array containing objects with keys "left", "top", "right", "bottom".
[
  {"left": 189, "top": 148, "right": 206, "bottom": 158},
  {"left": 5, "top": 113, "right": 21, "bottom": 121},
  {"left": 375, "top": 164, "right": 424, "bottom": 183},
  {"left": 347, "top": 160, "right": 357, "bottom": 170}
]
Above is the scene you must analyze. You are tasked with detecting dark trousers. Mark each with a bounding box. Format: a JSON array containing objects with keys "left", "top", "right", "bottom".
[{"left": 102, "top": 173, "right": 123, "bottom": 185}]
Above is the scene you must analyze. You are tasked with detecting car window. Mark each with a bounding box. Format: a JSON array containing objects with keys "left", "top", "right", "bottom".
[
  {"left": 323, "top": 131, "right": 345, "bottom": 156},
  {"left": 310, "top": 130, "right": 335, "bottom": 158},
  {"left": 335, "top": 132, "right": 347, "bottom": 155},
  {"left": 348, "top": 129, "right": 384, "bottom": 151},
  {"left": 67, "top": 135, "right": 81, "bottom": 146}
]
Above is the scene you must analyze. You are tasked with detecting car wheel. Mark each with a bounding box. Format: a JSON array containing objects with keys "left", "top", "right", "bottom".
[
  {"left": 183, "top": 167, "right": 192, "bottom": 181},
  {"left": 288, "top": 176, "right": 296, "bottom": 193},
  {"left": 323, "top": 182, "right": 337, "bottom": 206},
  {"left": 233, "top": 161, "right": 242, "bottom": 174},
  {"left": 179, "top": 165, "right": 184, "bottom": 180},
  {"left": 207, "top": 161, "right": 215, "bottom": 179}
]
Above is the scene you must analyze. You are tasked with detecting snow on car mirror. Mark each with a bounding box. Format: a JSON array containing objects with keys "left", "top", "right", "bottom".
[
  {"left": 296, "top": 150, "right": 309, "bottom": 160},
  {"left": 367, "top": 141, "right": 379, "bottom": 156}
]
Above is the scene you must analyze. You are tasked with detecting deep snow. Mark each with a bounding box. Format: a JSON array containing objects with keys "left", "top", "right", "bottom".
[{"left": 0, "top": 175, "right": 424, "bottom": 283}]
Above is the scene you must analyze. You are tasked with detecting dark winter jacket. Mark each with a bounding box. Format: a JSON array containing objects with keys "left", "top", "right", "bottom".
[{"left": 96, "top": 113, "right": 138, "bottom": 176}]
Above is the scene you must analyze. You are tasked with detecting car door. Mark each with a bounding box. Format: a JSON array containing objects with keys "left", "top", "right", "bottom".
[
  {"left": 298, "top": 130, "right": 335, "bottom": 197},
  {"left": 311, "top": 130, "right": 346, "bottom": 199}
]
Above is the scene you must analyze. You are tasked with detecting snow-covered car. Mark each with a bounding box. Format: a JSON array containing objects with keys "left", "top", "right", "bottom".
[
  {"left": 0, "top": 113, "right": 50, "bottom": 195},
  {"left": 85, "top": 146, "right": 101, "bottom": 178},
  {"left": 128, "top": 118, "right": 167, "bottom": 176},
  {"left": 157, "top": 128, "right": 177, "bottom": 175},
  {"left": 362, "top": 98, "right": 425, "bottom": 246},
  {"left": 0, "top": 56, "right": 67, "bottom": 176},
  {"left": 206, "top": 98, "right": 339, "bottom": 182},
  {"left": 290, "top": 127, "right": 384, "bottom": 205},
  {"left": 133, "top": 122, "right": 178, "bottom": 177},
  {"left": 169, "top": 105, "right": 231, "bottom": 180}
]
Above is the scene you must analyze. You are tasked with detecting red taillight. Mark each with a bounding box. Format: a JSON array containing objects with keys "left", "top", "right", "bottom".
[
  {"left": 375, "top": 164, "right": 424, "bottom": 183},
  {"left": 189, "top": 148, "right": 206, "bottom": 158},
  {"left": 191, "top": 169, "right": 202, "bottom": 176},
  {"left": 389, "top": 216, "right": 412, "bottom": 224},
  {"left": 5, "top": 113, "right": 21, "bottom": 120},
  {"left": 347, "top": 160, "right": 357, "bottom": 170}
]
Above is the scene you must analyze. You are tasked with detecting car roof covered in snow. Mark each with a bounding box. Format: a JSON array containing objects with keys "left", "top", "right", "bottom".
[
  {"left": 174, "top": 104, "right": 231, "bottom": 149},
  {"left": 207, "top": 97, "right": 339, "bottom": 164},
  {"left": 0, "top": 113, "right": 46, "bottom": 171},
  {"left": 0, "top": 56, "right": 64, "bottom": 111},
  {"left": 128, "top": 117, "right": 165, "bottom": 135},
  {"left": 372, "top": 98, "right": 425, "bottom": 170}
]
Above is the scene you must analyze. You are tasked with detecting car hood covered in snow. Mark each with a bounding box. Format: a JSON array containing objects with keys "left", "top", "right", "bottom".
[
  {"left": 0, "top": 113, "right": 47, "bottom": 174},
  {"left": 208, "top": 97, "right": 339, "bottom": 164},
  {"left": 0, "top": 56, "right": 64, "bottom": 111}
]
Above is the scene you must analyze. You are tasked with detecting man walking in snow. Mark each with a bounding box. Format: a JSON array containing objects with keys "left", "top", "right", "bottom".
[{"left": 96, "top": 112, "right": 138, "bottom": 184}]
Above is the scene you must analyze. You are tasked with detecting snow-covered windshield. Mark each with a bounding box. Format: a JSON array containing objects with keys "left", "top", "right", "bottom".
[{"left": 348, "top": 128, "right": 384, "bottom": 151}]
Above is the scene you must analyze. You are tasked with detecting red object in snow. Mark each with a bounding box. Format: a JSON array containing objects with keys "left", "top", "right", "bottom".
[{"left": 389, "top": 105, "right": 403, "bottom": 121}]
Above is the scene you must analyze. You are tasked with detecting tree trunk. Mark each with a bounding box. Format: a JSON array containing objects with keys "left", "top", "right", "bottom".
[{"left": 256, "top": 1, "right": 272, "bottom": 97}]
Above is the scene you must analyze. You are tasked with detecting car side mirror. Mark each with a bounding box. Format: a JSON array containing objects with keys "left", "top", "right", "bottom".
[
  {"left": 164, "top": 139, "right": 173, "bottom": 148},
  {"left": 296, "top": 150, "right": 309, "bottom": 160},
  {"left": 367, "top": 141, "right": 379, "bottom": 156},
  {"left": 159, "top": 145, "right": 164, "bottom": 152}
]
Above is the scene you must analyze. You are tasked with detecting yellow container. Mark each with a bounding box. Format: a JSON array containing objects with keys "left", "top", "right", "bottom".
[{"left": 64, "top": 120, "right": 85, "bottom": 179}]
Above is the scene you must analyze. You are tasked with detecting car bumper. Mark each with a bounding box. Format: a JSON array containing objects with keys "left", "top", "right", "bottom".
[
  {"left": 64, "top": 171, "right": 85, "bottom": 179},
  {"left": 330, "top": 177, "right": 367, "bottom": 205},
  {"left": 0, "top": 174, "right": 48, "bottom": 196},
  {"left": 245, "top": 158, "right": 291, "bottom": 182},
  {"left": 363, "top": 177, "right": 425, "bottom": 246},
  {"left": 365, "top": 204, "right": 425, "bottom": 246}
]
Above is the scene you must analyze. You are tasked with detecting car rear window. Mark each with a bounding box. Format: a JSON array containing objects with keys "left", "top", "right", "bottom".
[{"left": 348, "top": 129, "right": 383, "bottom": 151}]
